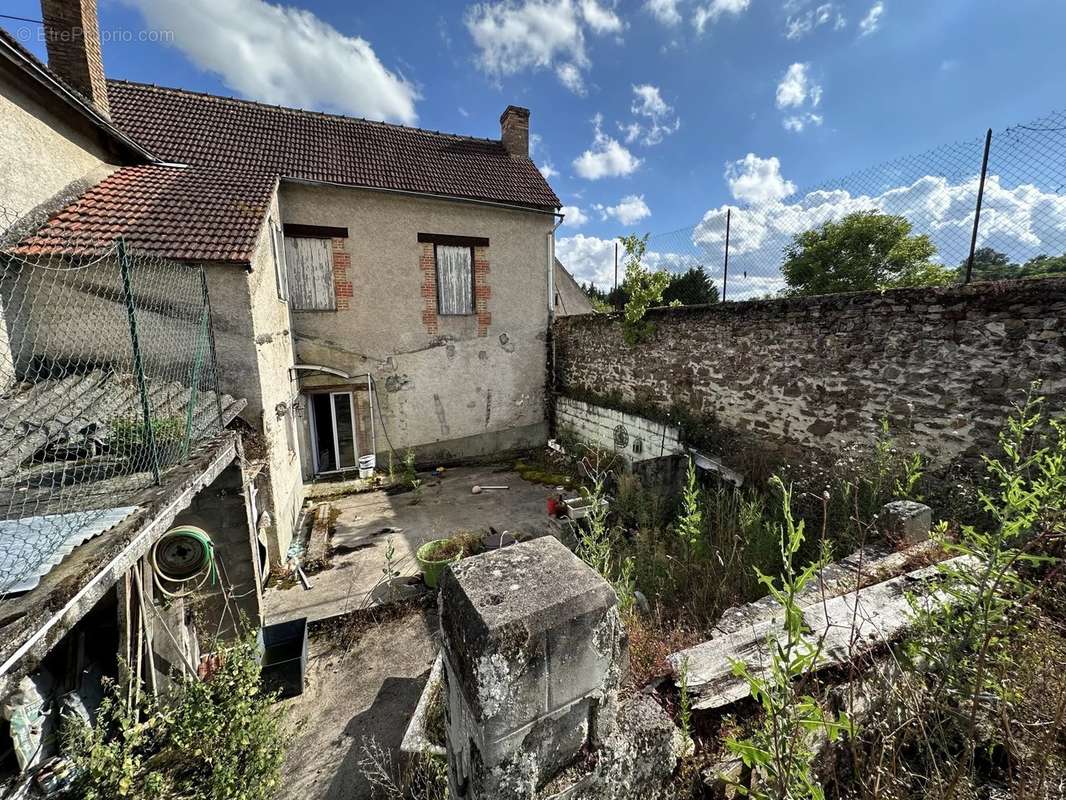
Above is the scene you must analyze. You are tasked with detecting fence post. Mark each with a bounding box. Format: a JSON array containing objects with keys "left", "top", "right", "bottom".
[
  {"left": 200, "top": 266, "right": 224, "bottom": 431},
  {"left": 964, "top": 128, "right": 993, "bottom": 284},
  {"left": 722, "top": 207, "right": 731, "bottom": 302},
  {"left": 117, "top": 238, "right": 161, "bottom": 485}
]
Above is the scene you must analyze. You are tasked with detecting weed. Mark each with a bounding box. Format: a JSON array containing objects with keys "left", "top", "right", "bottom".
[{"left": 723, "top": 476, "right": 852, "bottom": 799}]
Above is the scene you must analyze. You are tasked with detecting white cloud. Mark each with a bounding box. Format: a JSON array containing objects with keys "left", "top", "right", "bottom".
[
  {"left": 540, "top": 162, "right": 559, "bottom": 179},
  {"left": 776, "top": 62, "right": 814, "bottom": 108},
  {"left": 782, "top": 112, "right": 823, "bottom": 132},
  {"left": 561, "top": 205, "right": 589, "bottom": 226},
  {"left": 555, "top": 62, "right": 587, "bottom": 94},
  {"left": 465, "top": 0, "right": 621, "bottom": 94},
  {"left": 623, "top": 84, "right": 681, "bottom": 146},
  {"left": 579, "top": 0, "right": 625, "bottom": 34},
  {"left": 631, "top": 84, "right": 669, "bottom": 118},
  {"left": 785, "top": 3, "right": 845, "bottom": 39},
  {"left": 556, "top": 233, "right": 617, "bottom": 286},
  {"left": 119, "top": 0, "right": 419, "bottom": 123},
  {"left": 724, "top": 153, "right": 797, "bottom": 204},
  {"left": 776, "top": 62, "right": 823, "bottom": 132},
  {"left": 572, "top": 115, "right": 642, "bottom": 179},
  {"left": 693, "top": 0, "right": 750, "bottom": 33},
  {"left": 859, "top": 1, "right": 884, "bottom": 36},
  {"left": 644, "top": 0, "right": 683, "bottom": 26},
  {"left": 599, "top": 194, "right": 652, "bottom": 225}
]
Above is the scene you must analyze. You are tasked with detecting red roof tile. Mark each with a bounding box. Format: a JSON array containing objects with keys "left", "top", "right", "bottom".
[
  {"left": 18, "top": 80, "right": 559, "bottom": 263},
  {"left": 14, "top": 165, "right": 275, "bottom": 263}
]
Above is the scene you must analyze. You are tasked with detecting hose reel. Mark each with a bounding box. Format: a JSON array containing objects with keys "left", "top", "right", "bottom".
[{"left": 151, "top": 525, "right": 217, "bottom": 598}]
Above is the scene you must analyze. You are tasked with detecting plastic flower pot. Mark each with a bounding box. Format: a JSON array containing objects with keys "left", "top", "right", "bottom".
[{"left": 416, "top": 538, "right": 463, "bottom": 589}]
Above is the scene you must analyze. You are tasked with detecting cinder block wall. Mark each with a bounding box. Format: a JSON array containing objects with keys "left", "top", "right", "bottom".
[
  {"left": 553, "top": 279, "right": 1066, "bottom": 467},
  {"left": 555, "top": 396, "right": 682, "bottom": 463}
]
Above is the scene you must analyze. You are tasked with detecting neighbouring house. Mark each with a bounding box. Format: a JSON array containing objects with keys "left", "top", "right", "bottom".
[
  {"left": 553, "top": 257, "right": 596, "bottom": 316},
  {"left": 2, "top": 0, "right": 561, "bottom": 571}
]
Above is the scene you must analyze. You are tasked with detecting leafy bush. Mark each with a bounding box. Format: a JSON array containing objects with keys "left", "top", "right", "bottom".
[{"left": 64, "top": 632, "right": 287, "bottom": 800}]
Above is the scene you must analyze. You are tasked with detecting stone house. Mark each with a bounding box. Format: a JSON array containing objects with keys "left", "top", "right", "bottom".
[{"left": 1, "top": 0, "right": 562, "bottom": 565}]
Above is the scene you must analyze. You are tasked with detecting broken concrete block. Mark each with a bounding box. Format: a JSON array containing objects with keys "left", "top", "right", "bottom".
[
  {"left": 439, "top": 537, "right": 626, "bottom": 799},
  {"left": 878, "top": 500, "right": 933, "bottom": 545}
]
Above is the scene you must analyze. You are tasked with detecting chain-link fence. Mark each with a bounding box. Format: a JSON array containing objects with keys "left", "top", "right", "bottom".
[
  {"left": 636, "top": 108, "right": 1066, "bottom": 302},
  {"left": 0, "top": 203, "right": 225, "bottom": 595}
]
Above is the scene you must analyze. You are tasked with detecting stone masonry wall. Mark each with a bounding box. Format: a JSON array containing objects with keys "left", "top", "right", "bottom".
[{"left": 553, "top": 279, "right": 1066, "bottom": 468}]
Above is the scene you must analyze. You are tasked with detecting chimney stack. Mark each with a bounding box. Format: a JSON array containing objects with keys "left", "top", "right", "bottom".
[
  {"left": 500, "top": 105, "right": 530, "bottom": 159},
  {"left": 41, "top": 0, "right": 110, "bottom": 117}
]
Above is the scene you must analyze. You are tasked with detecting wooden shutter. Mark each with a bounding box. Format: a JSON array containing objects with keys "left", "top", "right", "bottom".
[
  {"left": 284, "top": 237, "right": 336, "bottom": 311},
  {"left": 436, "top": 245, "right": 473, "bottom": 315}
]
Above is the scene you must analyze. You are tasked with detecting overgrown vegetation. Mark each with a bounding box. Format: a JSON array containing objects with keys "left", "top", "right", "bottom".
[
  {"left": 833, "top": 386, "right": 1066, "bottom": 799},
  {"left": 557, "top": 386, "right": 1064, "bottom": 798},
  {"left": 64, "top": 632, "right": 287, "bottom": 800}
]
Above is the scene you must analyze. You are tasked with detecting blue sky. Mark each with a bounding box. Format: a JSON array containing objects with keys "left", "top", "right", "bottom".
[{"left": 4, "top": 0, "right": 1065, "bottom": 288}]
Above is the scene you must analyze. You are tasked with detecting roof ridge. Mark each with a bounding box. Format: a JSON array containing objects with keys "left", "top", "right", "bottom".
[{"left": 106, "top": 79, "right": 508, "bottom": 148}]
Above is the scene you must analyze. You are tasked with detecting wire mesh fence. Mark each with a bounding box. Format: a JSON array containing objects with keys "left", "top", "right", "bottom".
[
  {"left": 634, "top": 108, "right": 1066, "bottom": 303},
  {"left": 0, "top": 202, "right": 225, "bottom": 595}
]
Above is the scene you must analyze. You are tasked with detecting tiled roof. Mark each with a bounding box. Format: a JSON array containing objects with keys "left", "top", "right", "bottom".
[
  {"left": 20, "top": 80, "right": 559, "bottom": 262},
  {"left": 14, "top": 165, "right": 275, "bottom": 263}
]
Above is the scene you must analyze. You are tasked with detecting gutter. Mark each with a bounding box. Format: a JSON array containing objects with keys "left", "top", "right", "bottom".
[{"left": 0, "top": 36, "right": 157, "bottom": 163}]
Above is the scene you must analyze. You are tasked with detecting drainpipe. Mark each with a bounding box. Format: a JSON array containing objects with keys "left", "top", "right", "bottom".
[{"left": 547, "top": 213, "right": 564, "bottom": 442}]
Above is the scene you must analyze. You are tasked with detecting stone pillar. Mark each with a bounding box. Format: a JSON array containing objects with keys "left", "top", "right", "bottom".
[
  {"left": 878, "top": 500, "right": 933, "bottom": 545},
  {"left": 439, "top": 537, "right": 626, "bottom": 799}
]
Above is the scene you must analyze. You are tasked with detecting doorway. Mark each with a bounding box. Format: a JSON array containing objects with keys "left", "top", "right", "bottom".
[{"left": 309, "top": 391, "right": 358, "bottom": 473}]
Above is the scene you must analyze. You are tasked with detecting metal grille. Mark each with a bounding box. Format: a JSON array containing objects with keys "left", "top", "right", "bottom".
[
  {"left": 638, "top": 109, "right": 1066, "bottom": 302},
  {"left": 0, "top": 202, "right": 225, "bottom": 596}
]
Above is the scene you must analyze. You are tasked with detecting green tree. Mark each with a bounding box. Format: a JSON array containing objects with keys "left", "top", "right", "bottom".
[
  {"left": 961, "top": 247, "right": 1015, "bottom": 280},
  {"left": 662, "top": 267, "right": 720, "bottom": 305},
  {"left": 618, "top": 233, "right": 670, "bottom": 344},
  {"left": 781, "top": 211, "right": 951, "bottom": 296}
]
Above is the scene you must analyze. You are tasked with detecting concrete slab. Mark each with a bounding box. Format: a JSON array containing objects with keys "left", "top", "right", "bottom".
[
  {"left": 278, "top": 606, "right": 440, "bottom": 800},
  {"left": 264, "top": 465, "right": 559, "bottom": 624}
]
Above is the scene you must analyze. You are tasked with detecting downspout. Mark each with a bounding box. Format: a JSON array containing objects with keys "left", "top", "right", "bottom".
[{"left": 547, "top": 212, "right": 564, "bottom": 442}]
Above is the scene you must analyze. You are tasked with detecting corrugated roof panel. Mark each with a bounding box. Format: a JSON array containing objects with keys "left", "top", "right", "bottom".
[{"left": 1, "top": 506, "right": 139, "bottom": 593}]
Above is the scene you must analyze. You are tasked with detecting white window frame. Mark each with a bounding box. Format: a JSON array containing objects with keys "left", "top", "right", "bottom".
[{"left": 308, "top": 390, "right": 360, "bottom": 474}]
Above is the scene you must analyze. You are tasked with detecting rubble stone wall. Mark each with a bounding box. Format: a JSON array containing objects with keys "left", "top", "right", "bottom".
[{"left": 553, "top": 279, "right": 1066, "bottom": 467}]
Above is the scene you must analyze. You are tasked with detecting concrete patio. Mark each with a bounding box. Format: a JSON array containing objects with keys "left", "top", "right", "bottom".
[{"left": 264, "top": 465, "right": 559, "bottom": 624}]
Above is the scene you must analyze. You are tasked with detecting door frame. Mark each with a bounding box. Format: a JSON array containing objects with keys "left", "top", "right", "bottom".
[{"left": 307, "top": 389, "right": 360, "bottom": 475}]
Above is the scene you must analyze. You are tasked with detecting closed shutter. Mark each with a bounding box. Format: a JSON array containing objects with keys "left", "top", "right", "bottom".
[
  {"left": 284, "top": 237, "right": 336, "bottom": 311},
  {"left": 436, "top": 245, "right": 473, "bottom": 315}
]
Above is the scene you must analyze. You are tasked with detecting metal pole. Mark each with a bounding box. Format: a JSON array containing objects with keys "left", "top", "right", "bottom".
[
  {"left": 118, "top": 238, "right": 161, "bottom": 484},
  {"left": 964, "top": 128, "right": 993, "bottom": 284},
  {"left": 200, "top": 265, "right": 225, "bottom": 430},
  {"left": 722, "top": 208, "right": 732, "bottom": 302}
]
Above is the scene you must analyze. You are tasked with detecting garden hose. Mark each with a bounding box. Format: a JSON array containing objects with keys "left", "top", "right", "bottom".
[{"left": 151, "top": 525, "right": 218, "bottom": 599}]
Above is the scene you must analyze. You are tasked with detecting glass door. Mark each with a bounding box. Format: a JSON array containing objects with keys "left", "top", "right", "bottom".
[{"left": 309, "top": 391, "right": 359, "bottom": 473}]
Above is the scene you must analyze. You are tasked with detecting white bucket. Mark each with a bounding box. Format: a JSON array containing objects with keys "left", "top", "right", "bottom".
[{"left": 358, "top": 454, "right": 376, "bottom": 479}]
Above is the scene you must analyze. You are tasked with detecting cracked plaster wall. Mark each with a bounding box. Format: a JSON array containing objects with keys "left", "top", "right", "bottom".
[{"left": 279, "top": 183, "right": 553, "bottom": 468}]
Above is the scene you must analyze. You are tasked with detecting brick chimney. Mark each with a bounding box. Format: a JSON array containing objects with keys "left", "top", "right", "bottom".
[
  {"left": 41, "top": 0, "right": 110, "bottom": 117},
  {"left": 500, "top": 105, "right": 530, "bottom": 159}
]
